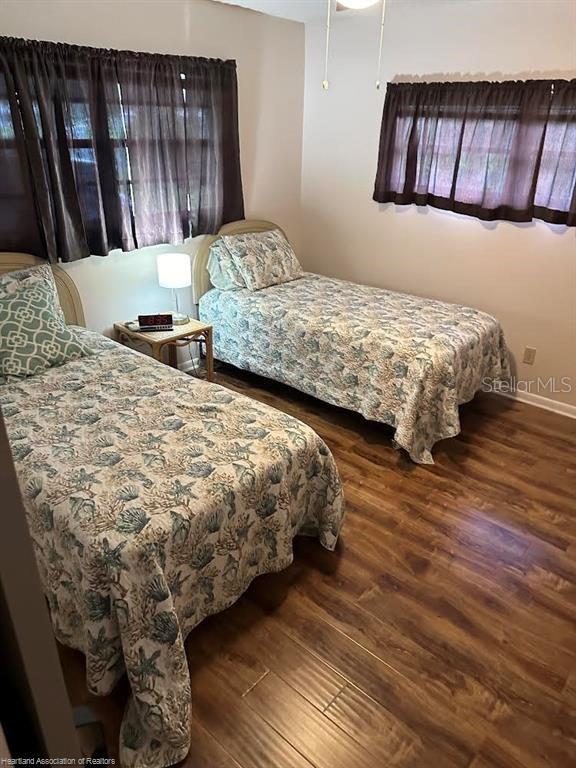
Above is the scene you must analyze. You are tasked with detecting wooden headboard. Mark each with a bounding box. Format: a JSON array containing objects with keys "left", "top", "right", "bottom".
[
  {"left": 192, "top": 219, "right": 287, "bottom": 304},
  {"left": 0, "top": 252, "right": 86, "bottom": 327}
]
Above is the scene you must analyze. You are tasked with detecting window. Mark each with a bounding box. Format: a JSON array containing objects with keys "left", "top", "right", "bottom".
[
  {"left": 0, "top": 37, "right": 244, "bottom": 263},
  {"left": 373, "top": 79, "right": 576, "bottom": 227}
]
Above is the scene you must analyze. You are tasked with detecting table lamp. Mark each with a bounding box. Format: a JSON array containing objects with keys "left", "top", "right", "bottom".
[{"left": 157, "top": 252, "right": 191, "bottom": 325}]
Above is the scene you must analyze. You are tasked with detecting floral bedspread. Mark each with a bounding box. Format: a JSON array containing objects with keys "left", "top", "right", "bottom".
[
  {"left": 1, "top": 329, "right": 344, "bottom": 768},
  {"left": 199, "top": 274, "right": 510, "bottom": 463}
]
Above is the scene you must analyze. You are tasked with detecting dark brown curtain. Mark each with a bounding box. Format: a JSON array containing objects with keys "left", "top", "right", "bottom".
[
  {"left": 183, "top": 58, "right": 244, "bottom": 236},
  {"left": 373, "top": 79, "right": 576, "bottom": 226},
  {"left": 114, "top": 55, "right": 189, "bottom": 248},
  {"left": 0, "top": 37, "right": 244, "bottom": 263}
]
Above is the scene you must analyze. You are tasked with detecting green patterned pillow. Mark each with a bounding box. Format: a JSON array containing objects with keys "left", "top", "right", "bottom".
[
  {"left": 0, "top": 270, "right": 92, "bottom": 378},
  {"left": 0, "top": 263, "right": 65, "bottom": 316}
]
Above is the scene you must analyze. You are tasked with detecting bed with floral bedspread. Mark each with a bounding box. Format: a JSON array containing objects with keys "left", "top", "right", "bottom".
[
  {"left": 199, "top": 274, "right": 510, "bottom": 463},
  {"left": 0, "top": 329, "right": 344, "bottom": 768}
]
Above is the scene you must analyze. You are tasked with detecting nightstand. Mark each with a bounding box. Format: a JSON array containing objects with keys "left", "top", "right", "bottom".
[{"left": 114, "top": 319, "right": 214, "bottom": 381}]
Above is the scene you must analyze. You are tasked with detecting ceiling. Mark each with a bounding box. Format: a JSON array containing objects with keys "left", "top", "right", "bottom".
[{"left": 210, "top": 0, "right": 330, "bottom": 23}]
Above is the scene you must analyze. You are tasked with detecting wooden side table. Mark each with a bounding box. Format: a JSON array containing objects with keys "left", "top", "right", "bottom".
[{"left": 114, "top": 319, "right": 214, "bottom": 381}]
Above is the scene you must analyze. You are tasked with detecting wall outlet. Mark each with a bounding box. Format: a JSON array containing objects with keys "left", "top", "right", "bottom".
[{"left": 523, "top": 346, "right": 537, "bottom": 365}]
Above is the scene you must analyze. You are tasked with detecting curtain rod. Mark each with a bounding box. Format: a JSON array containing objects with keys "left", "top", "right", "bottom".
[{"left": 0, "top": 35, "right": 236, "bottom": 68}]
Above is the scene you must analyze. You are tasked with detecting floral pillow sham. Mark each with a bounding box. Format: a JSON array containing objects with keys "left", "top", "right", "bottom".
[
  {"left": 206, "top": 241, "right": 246, "bottom": 291},
  {"left": 221, "top": 229, "right": 303, "bottom": 291},
  {"left": 0, "top": 265, "right": 92, "bottom": 378}
]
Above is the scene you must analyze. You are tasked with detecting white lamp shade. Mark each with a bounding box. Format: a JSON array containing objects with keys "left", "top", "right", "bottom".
[{"left": 157, "top": 252, "right": 191, "bottom": 289}]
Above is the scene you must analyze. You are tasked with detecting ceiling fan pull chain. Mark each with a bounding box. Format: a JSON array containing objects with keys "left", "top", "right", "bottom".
[
  {"left": 323, "top": 0, "right": 332, "bottom": 90},
  {"left": 324, "top": 0, "right": 385, "bottom": 90},
  {"left": 376, "top": 0, "right": 386, "bottom": 90}
]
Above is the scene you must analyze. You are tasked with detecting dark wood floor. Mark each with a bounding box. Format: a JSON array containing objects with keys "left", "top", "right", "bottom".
[{"left": 60, "top": 364, "right": 576, "bottom": 768}]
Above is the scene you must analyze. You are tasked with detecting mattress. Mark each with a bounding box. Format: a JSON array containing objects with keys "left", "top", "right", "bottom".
[
  {"left": 1, "top": 328, "right": 344, "bottom": 768},
  {"left": 199, "top": 273, "right": 510, "bottom": 463}
]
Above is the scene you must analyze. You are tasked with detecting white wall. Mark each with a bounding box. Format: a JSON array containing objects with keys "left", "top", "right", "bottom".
[
  {"left": 302, "top": 0, "right": 576, "bottom": 408},
  {"left": 0, "top": 0, "right": 304, "bottom": 335}
]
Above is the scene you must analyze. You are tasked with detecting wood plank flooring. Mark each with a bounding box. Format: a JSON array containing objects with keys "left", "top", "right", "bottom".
[{"left": 59, "top": 363, "right": 576, "bottom": 768}]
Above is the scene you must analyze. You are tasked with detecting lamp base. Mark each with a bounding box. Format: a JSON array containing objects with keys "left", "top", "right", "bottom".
[{"left": 172, "top": 312, "right": 190, "bottom": 326}]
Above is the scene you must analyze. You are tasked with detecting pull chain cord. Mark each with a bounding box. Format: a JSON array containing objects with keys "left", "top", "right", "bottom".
[
  {"left": 323, "top": 0, "right": 332, "bottom": 90},
  {"left": 376, "top": 0, "right": 387, "bottom": 89}
]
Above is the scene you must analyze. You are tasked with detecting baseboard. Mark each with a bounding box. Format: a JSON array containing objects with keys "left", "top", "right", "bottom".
[{"left": 492, "top": 389, "right": 576, "bottom": 419}]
